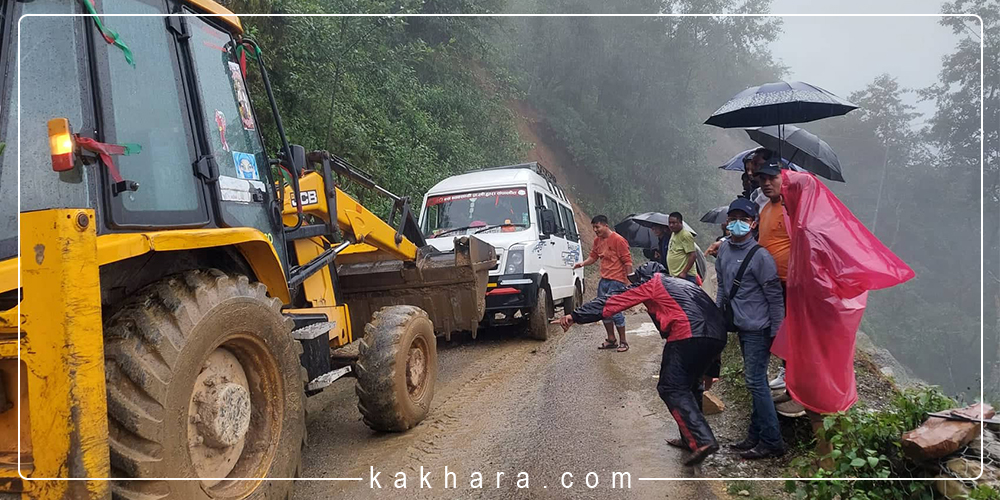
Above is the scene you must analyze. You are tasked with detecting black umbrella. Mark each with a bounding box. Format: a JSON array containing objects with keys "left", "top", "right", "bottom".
[
  {"left": 614, "top": 216, "right": 657, "bottom": 249},
  {"left": 630, "top": 212, "right": 698, "bottom": 236},
  {"left": 701, "top": 206, "right": 730, "bottom": 224},
  {"left": 614, "top": 213, "right": 699, "bottom": 249},
  {"left": 617, "top": 213, "right": 706, "bottom": 279},
  {"left": 747, "top": 125, "right": 844, "bottom": 182},
  {"left": 705, "top": 81, "right": 858, "bottom": 128}
]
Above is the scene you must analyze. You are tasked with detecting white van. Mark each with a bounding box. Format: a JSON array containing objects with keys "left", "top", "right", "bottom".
[{"left": 418, "top": 162, "right": 584, "bottom": 340}]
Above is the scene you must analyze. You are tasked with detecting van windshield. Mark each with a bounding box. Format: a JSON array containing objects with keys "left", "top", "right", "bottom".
[{"left": 423, "top": 188, "right": 530, "bottom": 238}]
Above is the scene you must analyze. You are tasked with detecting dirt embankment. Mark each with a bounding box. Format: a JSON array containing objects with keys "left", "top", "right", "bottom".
[{"left": 509, "top": 99, "right": 603, "bottom": 298}]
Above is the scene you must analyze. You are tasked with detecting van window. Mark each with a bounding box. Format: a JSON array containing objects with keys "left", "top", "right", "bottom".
[
  {"left": 560, "top": 205, "right": 578, "bottom": 242},
  {"left": 544, "top": 195, "right": 564, "bottom": 234}
]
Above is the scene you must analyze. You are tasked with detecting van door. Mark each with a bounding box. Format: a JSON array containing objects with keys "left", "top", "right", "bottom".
[
  {"left": 559, "top": 204, "right": 584, "bottom": 291},
  {"left": 543, "top": 194, "right": 573, "bottom": 300}
]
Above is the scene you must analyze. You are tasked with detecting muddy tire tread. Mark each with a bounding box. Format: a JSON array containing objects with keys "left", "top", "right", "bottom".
[
  {"left": 355, "top": 306, "right": 434, "bottom": 432},
  {"left": 103, "top": 269, "right": 303, "bottom": 500}
]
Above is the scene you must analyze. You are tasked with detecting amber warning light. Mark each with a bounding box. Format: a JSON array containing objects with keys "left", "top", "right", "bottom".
[{"left": 47, "top": 117, "right": 74, "bottom": 172}]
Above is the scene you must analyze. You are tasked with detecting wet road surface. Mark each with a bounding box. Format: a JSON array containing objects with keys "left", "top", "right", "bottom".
[{"left": 293, "top": 312, "right": 721, "bottom": 499}]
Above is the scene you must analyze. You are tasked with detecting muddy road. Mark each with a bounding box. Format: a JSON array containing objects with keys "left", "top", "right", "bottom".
[{"left": 293, "top": 312, "right": 722, "bottom": 499}]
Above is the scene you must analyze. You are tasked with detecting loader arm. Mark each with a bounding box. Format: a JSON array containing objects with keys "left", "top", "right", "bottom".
[
  {"left": 282, "top": 170, "right": 419, "bottom": 263},
  {"left": 278, "top": 152, "right": 495, "bottom": 341}
]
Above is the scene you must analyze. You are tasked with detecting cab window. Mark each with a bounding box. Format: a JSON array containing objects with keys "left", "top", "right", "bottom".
[
  {"left": 186, "top": 14, "right": 266, "bottom": 184},
  {"left": 2, "top": 1, "right": 92, "bottom": 256},
  {"left": 100, "top": 0, "right": 205, "bottom": 226}
]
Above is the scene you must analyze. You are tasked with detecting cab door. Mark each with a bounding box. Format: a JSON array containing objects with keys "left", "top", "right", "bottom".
[
  {"left": 94, "top": 0, "right": 211, "bottom": 229},
  {"left": 176, "top": 12, "right": 287, "bottom": 266}
]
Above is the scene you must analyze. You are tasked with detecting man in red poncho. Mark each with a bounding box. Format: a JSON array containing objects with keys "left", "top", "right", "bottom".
[{"left": 753, "top": 168, "right": 915, "bottom": 450}]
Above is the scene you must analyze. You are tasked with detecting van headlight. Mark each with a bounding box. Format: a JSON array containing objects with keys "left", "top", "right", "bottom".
[{"left": 504, "top": 246, "right": 524, "bottom": 275}]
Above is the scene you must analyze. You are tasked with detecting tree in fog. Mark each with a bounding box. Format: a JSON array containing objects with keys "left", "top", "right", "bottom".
[
  {"left": 921, "top": 0, "right": 998, "bottom": 397},
  {"left": 498, "top": 0, "right": 783, "bottom": 219}
]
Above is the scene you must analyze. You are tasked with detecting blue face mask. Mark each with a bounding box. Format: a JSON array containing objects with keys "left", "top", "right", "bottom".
[{"left": 727, "top": 220, "right": 752, "bottom": 237}]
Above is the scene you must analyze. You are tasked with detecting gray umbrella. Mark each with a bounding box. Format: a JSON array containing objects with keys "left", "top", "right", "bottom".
[
  {"left": 746, "top": 125, "right": 845, "bottom": 182},
  {"left": 701, "top": 206, "right": 730, "bottom": 224}
]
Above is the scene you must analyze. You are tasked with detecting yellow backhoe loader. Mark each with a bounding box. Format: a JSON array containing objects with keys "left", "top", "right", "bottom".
[{"left": 0, "top": 2, "right": 495, "bottom": 498}]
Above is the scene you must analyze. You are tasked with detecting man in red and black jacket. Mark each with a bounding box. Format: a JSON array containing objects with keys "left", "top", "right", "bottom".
[{"left": 554, "top": 261, "right": 728, "bottom": 466}]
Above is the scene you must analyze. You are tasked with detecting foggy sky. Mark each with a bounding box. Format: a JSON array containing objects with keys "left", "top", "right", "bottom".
[{"left": 767, "top": 0, "right": 973, "bottom": 127}]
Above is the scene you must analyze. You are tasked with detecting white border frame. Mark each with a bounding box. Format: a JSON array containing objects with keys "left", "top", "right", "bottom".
[{"left": 15, "top": 11, "right": 985, "bottom": 486}]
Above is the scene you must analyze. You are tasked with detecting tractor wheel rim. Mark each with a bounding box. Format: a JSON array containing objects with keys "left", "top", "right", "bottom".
[
  {"left": 187, "top": 335, "right": 283, "bottom": 496},
  {"left": 406, "top": 336, "right": 429, "bottom": 399}
]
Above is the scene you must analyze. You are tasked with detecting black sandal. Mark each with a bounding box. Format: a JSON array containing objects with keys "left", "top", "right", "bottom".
[
  {"left": 617, "top": 342, "right": 630, "bottom": 352},
  {"left": 598, "top": 340, "right": 618, "bottom": 350}
]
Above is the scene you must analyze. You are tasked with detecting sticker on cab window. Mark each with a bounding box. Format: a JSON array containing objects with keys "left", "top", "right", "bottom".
[
  {"left": 214, "top": 110, "right": 230, "bottom": 152},
  {"left": 228, "top": 61, "right": 256, "bottom": 131},
  {"left": 232, "top": 151, "right": 259, "bottom": 180}
]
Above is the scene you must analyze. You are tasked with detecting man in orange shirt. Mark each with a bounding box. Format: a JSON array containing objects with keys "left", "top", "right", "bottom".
[
  {"left": 756, "top": 162, "right": 791, "bottom": 285},
  {"left": 575, "top": 215, "right": 634, "bottom": 352}
]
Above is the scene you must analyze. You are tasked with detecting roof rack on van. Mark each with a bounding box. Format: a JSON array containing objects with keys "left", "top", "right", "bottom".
[{"left": 472, "top": 162, "right": 567, "bottom": 203}]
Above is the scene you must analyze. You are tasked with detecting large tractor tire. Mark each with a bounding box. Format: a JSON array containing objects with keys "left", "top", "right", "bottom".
[
  {"left": 527, "top": 287, "right": 551, "bottom": 341},
  {"left": 103, "top": 270, "right": 305, "bottom": 500},
  {"left": 355, "top": 305, "right": 437, "bottom": 432}
]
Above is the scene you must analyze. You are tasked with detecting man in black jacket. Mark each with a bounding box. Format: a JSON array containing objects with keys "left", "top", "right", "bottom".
[{"left": 553, "top": 261, "right": 727, "bottom": 466}]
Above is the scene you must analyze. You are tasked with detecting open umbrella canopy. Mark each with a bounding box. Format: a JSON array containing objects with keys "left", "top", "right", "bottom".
[
  {"left": 718, "top": 148, "right": 805, "bottom": 172},
  {"left": 630, "top": 212, "right": 698, "bottom": 236},
  {"left": 705, "top": 81, "right": 858, "bottom": 129},
  {"left": 701, "top": 206, "right": 730, "bottom": 224},
  {"left": 614, "top": 213, "right": 698, "bottom": 249},
  {"left": 747, "top": 125, "right": 845, "bottom": 182},
  {"left": 614, "top": 217, "right": 657, "bottom": 249},
  {"left": 615, "top": 214, "right": 706, "bottom": 279}
]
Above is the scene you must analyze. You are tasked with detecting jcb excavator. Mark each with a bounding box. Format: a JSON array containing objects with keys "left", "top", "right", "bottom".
[{"left": 0, "top": 1, "right": 495, "bottom": 499}]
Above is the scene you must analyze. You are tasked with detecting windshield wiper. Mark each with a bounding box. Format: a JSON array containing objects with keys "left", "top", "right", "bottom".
[
  {"left": 433, "top": 225, "right": 479, "bottom": 238},
  {"left": 473, "top": 223, "right": 528, "bottom": 234}
]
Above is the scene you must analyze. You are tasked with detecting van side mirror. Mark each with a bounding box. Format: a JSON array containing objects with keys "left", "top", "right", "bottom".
[{"left": 540, "top": 209, "right": 557, "bottom": 236}]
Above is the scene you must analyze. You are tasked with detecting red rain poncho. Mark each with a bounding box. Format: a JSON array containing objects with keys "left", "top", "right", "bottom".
[{"left": 770, "top": 170, "right": 915, "bottom": 414}]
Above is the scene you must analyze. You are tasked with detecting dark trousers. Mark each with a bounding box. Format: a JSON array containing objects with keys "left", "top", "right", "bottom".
[
  {"left": 657, "top": 337, "right": 727, "bottom": 450},
  {"left": 739, "top": 330, "right": 783, "bottom": 449}
]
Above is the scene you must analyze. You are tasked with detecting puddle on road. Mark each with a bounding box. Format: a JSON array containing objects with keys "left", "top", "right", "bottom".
[{"left": 627, "top": 322, "right": 659, "bottom": 337}]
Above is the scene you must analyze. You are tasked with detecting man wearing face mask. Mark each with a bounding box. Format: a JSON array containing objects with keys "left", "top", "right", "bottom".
[{"left": 714, "top": 198, "right": 786, "bottom": 459}]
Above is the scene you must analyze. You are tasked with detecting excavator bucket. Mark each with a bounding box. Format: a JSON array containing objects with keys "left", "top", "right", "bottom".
[{"left": 336, "top": 236, "right": 496, "bottom": 340}]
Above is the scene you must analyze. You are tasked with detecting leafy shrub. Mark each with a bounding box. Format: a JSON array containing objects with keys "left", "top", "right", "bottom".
[{"left": 785, "top": 386, "right": 954, "bottom": 500}]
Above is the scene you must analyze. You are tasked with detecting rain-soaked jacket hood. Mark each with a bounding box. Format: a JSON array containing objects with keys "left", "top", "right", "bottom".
[{"left": 629, "top": 261, "right": 666, "bottom": 285}]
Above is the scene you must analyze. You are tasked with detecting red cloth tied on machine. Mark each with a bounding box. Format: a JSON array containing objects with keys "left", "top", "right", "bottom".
[{"left": 76, "top": 136, "right": 127, "bottom": 182}]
